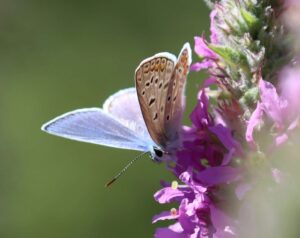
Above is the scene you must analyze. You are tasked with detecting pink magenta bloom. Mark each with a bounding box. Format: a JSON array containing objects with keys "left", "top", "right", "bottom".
[
  {"left": 174, "top": 91, "right": 243, "bottom": 176},
  {"left": 246, "top": 77, "right": 300, "bottom": 148},
  {"left": 153, "top": 171, "right": 238, "bottom": 238},
  {"left": 153, "top": 172, "right": 215, "bottom": 238},
  {"left": 152, "top": 1, "right": 297, "bottom": 236},
  {"left": 154, "top": 90, "right": 243, "bottom": 237}
]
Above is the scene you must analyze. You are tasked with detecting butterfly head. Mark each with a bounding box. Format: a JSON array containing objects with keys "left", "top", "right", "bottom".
[{"left": 150, "top": 146, "right": 167, "bottom": 162}]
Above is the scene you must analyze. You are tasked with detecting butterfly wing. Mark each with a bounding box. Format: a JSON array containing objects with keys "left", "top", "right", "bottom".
[
  {"left": 164, "top": 43, "right": 192, "bottom": 143},
  {"left": 135, "top": 43, "right": 191, "bottom": 148},
  {"left": 135, "top": 52, "right": 176, "bottom": 147},
  {"left": 41, "top": 108, "right": 152, "bottom": 152},
  {"left": 102, "top": 88, "right": 152, "bottom": 140}
]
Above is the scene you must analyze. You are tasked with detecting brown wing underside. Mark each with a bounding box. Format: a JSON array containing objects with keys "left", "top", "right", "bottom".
[
  {"left": 135, "top": 56, "right": 175, "bottom": 147},
  {"left": 135, "top": 45, "right": 190, "bottom": 148}
]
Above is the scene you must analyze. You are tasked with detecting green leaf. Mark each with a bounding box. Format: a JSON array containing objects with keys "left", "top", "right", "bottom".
[
  {"left": 209, "top": 44, "right": 249, "bottom": 71},
  {"left": 241, "top": 8, "right": 260, "bottom": 33}
]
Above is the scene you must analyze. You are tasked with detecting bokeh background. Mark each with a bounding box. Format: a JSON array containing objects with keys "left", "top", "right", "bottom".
[{"left": 0, "top": 1, "right": 209, "bottom": 237}]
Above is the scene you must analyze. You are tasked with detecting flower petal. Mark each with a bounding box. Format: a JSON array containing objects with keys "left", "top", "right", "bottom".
[
  {"left": 209, "top": 124, "right": 243, "bottom": 156},
  {"left": 246, "top": 102, "right": 264, "bottom": 148},
  {"left": 194, "top": 36, "right": 218, "bottom": 59},
  {"left": 203, "top": 77, "right": 217, "bottom": 87},
  {"left": 154, "top": 187, "right": 186, "bottom": 204},
  {"left": 191, "top": 60, "right": 214, "bottom": 72},
  {"left": 196, "top": 166, "right": 243, "bottom": 186},
  {"left": 190, "top": 90, "right": 212, "bottom": 128},
  {"left": 178, "top": 199, "right": 198, "bottom": 234},
  {"left": 154, "top": 223, "right": 186, "bottom": 238},
  {"left": 275, "top": 133, "right": 289, "bottom": 146},
  {"left": 152, "top": 211, "right": 179, "bottom": 223},
  {"left": 210, "top": 205, "right": 237, "bottom": 238},
  {"left": 259, "top": 79, "right": 286, "bottom": 127},
  {"left": 179, "top": 171, "right": 207, "bottom": 193},
  {"left": 222, "top": 149, "right": 235, "bottom": 166}
]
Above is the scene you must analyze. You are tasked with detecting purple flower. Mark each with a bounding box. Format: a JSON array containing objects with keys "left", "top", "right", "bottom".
[
  {"left": 176, "top": 90, "right": 242, "bottom": 172},
  {"left": 152, "top": 0, "right": 296, "bottom": 236},
  {"left": 153, "top": 171, "right": 238, "bottom": 238},
  {"left": 153, "top": 171, "right": 215, "bottom": 238},
  {"left": 196, "top": 166, "right": 243, "bottom": 187},
  {"left": 245, "top": 102, "right": 264, "bottom": 149},
  {"left": 190, "top": 90, "right": 214, "bottom": 129},
  {"left": 246, "top": 77, "right": 300, "bottom": 148},
  {"left": 191, "top": 60, "right": 215, "bottom": 72},
  {"left": 153, "top": 88, "right": 244, "bottom": 237}
]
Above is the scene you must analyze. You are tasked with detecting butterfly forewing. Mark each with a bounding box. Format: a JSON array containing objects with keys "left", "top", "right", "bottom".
[
  {"left": 135, "top": 53, "right": 176, "bottom": 147},
  {"left": 41, "top": 108, "right": 151, "bottom": 152},
  {"left": 135, "top": 43, "right": 191, "bottom": 148}
]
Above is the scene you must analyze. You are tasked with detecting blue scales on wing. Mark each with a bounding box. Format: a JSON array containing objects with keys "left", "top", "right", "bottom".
[{"left": 41, "top": 107, "right": 152, "bottom": 152}]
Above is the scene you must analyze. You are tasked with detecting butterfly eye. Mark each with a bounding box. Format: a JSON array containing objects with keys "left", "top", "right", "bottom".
[{"left": 153, "top": 148, "right": 163, "bottom": 158}]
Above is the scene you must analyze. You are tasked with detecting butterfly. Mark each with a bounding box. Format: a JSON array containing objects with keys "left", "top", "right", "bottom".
[{"left": 42, "top": 43, "right": 191, "bottom": 183}]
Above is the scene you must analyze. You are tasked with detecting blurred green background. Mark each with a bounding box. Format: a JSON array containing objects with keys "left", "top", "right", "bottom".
[{"left": 0, "top": 1, "right": 209, "bottom": 237}]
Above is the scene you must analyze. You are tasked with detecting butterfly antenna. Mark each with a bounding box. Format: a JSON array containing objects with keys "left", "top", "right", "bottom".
[{"left": 105, "top": 151, "right": 151, "bottom": 188}]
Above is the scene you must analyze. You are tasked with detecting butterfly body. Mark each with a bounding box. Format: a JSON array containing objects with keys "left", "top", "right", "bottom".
[{"left": 42, "top": 43, "right": 191, "bottom": 162}]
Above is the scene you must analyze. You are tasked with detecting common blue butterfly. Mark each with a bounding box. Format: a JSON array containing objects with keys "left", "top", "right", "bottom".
[{"left": 42, "top": 43, "right": 191, "bottom": 184}]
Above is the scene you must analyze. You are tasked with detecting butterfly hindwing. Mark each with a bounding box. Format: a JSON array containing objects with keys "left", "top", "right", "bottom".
[
  {"left": 103, "top": 87, "right": 152, "bottom": 140},
  {"left": 164, "top": 43, "right": 191, "bottom": 143}
]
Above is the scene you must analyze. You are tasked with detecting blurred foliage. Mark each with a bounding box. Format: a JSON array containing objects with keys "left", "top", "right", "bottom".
[
  {"left": 0, "top": 0, "right": 209, "bottom": 237},
  {"left": 239, "top": 132, "right": 300, "bottom": 238}
]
